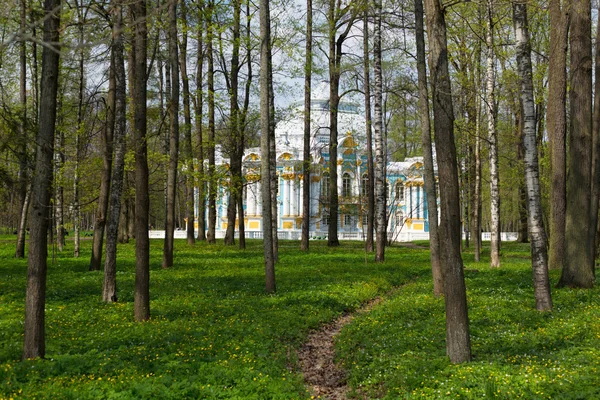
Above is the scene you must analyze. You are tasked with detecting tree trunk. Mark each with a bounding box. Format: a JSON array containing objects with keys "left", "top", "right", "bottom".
[
  {"left": 54, "top": 129, "right": 64, "bottom": 252},
  {"left": 423, "top": 0, "right": 472, "bottom": 363},
  {"left": 415, "top": 0, "right": 442, "bottom": 296},
  {"left": 194, "top": 2, "right": 206, "bottom": 241},
  {"left": 363, "top": 11, "right": 375, "bottom": 253},
  {"left": 23, "top": 0, "right": 61, "bottom": 359},
  {"left": 180, "top": 1, "right": 195, "bottom": 246},
  {"left": 589, "top": 2, "right": 600, "bottom": 275},
  {"left": 560, "top": 0, "right": 594, "bottom": 288},
  {"left": 89, "top": 54, "right": 114, "bottom": 269},
  {"left": 132, "top": 0, "right": 150, "bottom": 320},
  {"left": 73, "top": 13, "right": 85, "bottom": 259},
  {"left": 260, "top": 0, "right": 275, "bottom": 292},
  {"left": 374, "top": 0, "right": 385, "bottom": 262},
  {"left": 16, "top": 0, "right": 29, "bottom": 259},
  {"left": 486, "top": 0, "right": 501, "bottom": 268},
  {"left": 547, "top": 0, "right": 568, "bottom": 270},
  {"left": 513, "top": 0, "right": 553, "bottom": 311},
  {"left": 206, "top": 0, "right": 217, "bottom": 244},
  {"left": 163, "top": 0, "right": 180, "bottom": 269},
  {"left": 300, "top": 0, "right": 313, "bottom": 252},
  {"left": 103, "top": 0, "right": 127, "bottom": 303},
  {"left": 224, "top": 0, "right": 242, "bottom": 246}
]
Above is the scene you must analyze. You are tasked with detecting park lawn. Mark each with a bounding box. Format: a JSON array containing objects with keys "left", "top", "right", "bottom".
[
  {"left": 337, "top": 241, "right": 600, "bottom": 399},
  {"left": 0, "top": 237, "right": 428, "bottom": 399}
]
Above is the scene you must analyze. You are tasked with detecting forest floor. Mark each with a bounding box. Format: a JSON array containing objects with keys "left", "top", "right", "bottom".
[{"left": 2, "top": 237, "right": 600, "bottom": 399}]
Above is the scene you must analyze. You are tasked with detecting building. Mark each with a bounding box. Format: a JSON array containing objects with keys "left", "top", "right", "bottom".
[{"left": 201, "top": 83, "right": 434, "bottom": 241}]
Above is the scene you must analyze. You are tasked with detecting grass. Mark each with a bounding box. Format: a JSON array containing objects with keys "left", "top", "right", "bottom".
[
  {"left": 0, "top": 236, "right": 427, "bottom": 399},
  {"left": 337, "top": 242, "right": 600, "bottom": 399},
  {"left": 1, "top": 237, "right": 599, "bottom": 399}
]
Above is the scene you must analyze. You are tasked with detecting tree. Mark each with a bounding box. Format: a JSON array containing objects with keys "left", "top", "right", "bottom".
[
  {"left": 260, "top": 0, "right": 275, "bottom": 293},
  {"left": 560, "top": 0, "right": 594, "bottom": 288},
  {"left": 486, "top": 0, "right": 501, "bottom": 268},
  {"left": 132, "top": 0, "right": 150, "bottom": 321},
  {"left": 194, "top": 0, "right": 206, "bottom": 241},
  {"left": 162, "top": 0, "right": 179, "bottom": 269},
  {"left": 423, "top": 0, "right": 472, "bottom": 363},
  {"left": 180, "top": 0, "right": 195, "bottom": 246},
  {"left": 23, "top": 0, "right": 61, "bottom": 359},
  {"left": 415, "top": 0, "right": 442, "bottom": 296},
  {"left": 547, "top": 0, "right": 568, "bottom": 270},
  {"left": 373, "top": 0, "right": 385, "bottom": 262},
  {"left": 300, "top": 0, "right": 313, "bottom": 252},
  {"left": 326, "top": 0, "right": 358, "bottom": 247},
  {"left": 103, "top": 0, "right": 127, "bottom": 303},
  {"left": 362, "top": 9, "right": 375, "bottom": 254},
  {"left": 513, "top": 0, "right": 552, "bottom": 311},
  {"left": 15, "top": 0, "right": 29, "bottom": 259},
  {"left": 206, "top": 0, "right": 217, "bottom": 244}
]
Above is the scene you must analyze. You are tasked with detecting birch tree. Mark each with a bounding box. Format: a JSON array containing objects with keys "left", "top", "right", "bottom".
[
  {"left": 374, "top": 0, "right": 385, "bottom": 262},
  {"left": 486, "top": 0, "right": 501, "bottom": 268},
  {"left": 513, "top": 0, "right": 553, "bottom": 311}
]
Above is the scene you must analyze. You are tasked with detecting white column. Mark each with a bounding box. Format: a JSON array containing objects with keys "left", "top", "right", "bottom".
[
  {"left": 283, "top": 178, "right": 290, "bottom": 216},
  {"left": 256, "top": 181, "right": 261, "bottom": 216},
  {"left": 292, "top": 178, "right": 298, "bottom": 215}
]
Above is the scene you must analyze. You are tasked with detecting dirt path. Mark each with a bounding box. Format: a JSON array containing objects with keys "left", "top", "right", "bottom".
[{"left": 297, "top": 296, "right": 386, "bottom": 400}]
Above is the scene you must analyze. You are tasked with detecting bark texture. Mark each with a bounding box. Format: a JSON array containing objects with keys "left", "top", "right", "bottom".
[
  {"left": 23, "top": 0, "right": 60, "bottom": 359},
  {"left": 415, "top": 0, "right": 442, "bottom": 296},
  {"left": 260, "top": 0, "right": 275, "bottom": 293},
  {"left": 423, "top": 0, "right": 472, "bottom": 363},
  {"left": 513, "top": 1, "right": 553, "bottom": 311},
  {"left": 374, "top": 0, "right": 385, "bottom": 262},
  {"left": 547, "top": 0, "right": 568, "bottom": 270},
  {"left": 560, "top": 0, "right": 595, "bottom": 288},
  {"left": 103, "top": 0, "right": 127, "bottom": 303},
  {"left": 300, "top": 0, "right": 312, "bottom": 252},
  {"left": 132, "top": 0, "right": 150, "bottom": 320}
]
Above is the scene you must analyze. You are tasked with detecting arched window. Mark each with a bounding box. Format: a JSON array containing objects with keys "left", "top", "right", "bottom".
[
  {"left": 361, "top": 174, "right": 369, "bottom": 197},
  {"left": 342, "top": 173, "right": 352, "bottom": 197},
  {"left": 321, "top": 172, "right": 330, "bottom": 199},
  {"left": 395, "top": 210, "right": 404, "bottom": 227},
  {"left": 395, "top": 181, "right": 405, "bottom": 202}
]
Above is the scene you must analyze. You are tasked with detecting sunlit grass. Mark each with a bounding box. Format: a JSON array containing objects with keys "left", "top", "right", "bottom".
[
  {"left": 337, "top": 241, "right": 600, "bottom": 399},
  {"left": 0, "top": 236, "right": 427, "bottom": 399}
]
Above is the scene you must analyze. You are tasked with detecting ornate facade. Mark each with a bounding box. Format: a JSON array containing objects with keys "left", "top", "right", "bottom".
[{"left": 200, "top": 83, "right": 434, "bottom": 241}]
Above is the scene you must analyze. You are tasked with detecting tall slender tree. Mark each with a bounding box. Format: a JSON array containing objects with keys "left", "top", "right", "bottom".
[
  {"left": 513, "top": 0, "right": 553, "bottom": 311},
  {"left": 300, "top": 0, "right": 313, "bottom": 252},
  {"left": 206, "top": 0, "right": 217, "bottom": 244},
  {"left": 547, "top": 0, "right": 568, "bottom": 270},
  {"left": 194, "top": 0, "right": 206, "bottom": 241},
  {"left": 362, "top": 9, "right": 375, "bottom": 253},
  {"left": 180, "top": 0, "right": 195, "bottom": 245},
  {"left": 103, "top": 0, "right": 127, "bottom": 303},
  {"left": 423, "top": 0, "right": 472, "bottom": 363},
  {"left": 415, "top": 0, "right": 442, "bottom": 296},
  {"left": 132, "top": 0, "right": 150, "bottom": 320},
  {"left": 15, "top": 0, "right": 29, "bottom": 259},
  {"left": 486, "top": 0, "right": 501, "bottom": 268},
  {"left": 373, "top": 0, "right": 385, "bottom": 262},
  {"left": 23, "top": 0, "right": 61, "bottom": 359},
  {"left": 260, "top": 0, "right": 275, "bottom": 292},
  {"left": 560, "top": 0, "right": 594, "bottom": 288}
]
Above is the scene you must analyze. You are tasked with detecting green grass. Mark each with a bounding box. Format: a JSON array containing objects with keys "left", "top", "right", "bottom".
[
  {"left": 337, "top": 242, "right": 600, "bottom": 399},
  {"left": 0, "top": 237, "right": 427, "bottom": 399},
  {"left": 1, "top": 238, "right": 599, "bottom": 399}
]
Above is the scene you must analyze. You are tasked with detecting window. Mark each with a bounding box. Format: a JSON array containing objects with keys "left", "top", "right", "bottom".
[
  {"left": 344, "top": 214, "right": 353, "bottom": 227},
  {"left": 361, "top": 174, "right": 369, "bottom": 197},
  {"left": 321, "top": 172, "right": 330, "bottom": 198},
  {"left": 322, "top": 210, "right": 330, "bottom": 226},
  {"left": 395, "top": 181, "right": 404, "bottom": 202},
  {"left": 342, "top": 173, "right": 352, "bottom": 197},
  {"left": 362, "top": 214, "right": 368, "bottom": 227},
  {"left": 395, "top": 211, "right": 404, "bottom": 227}
]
